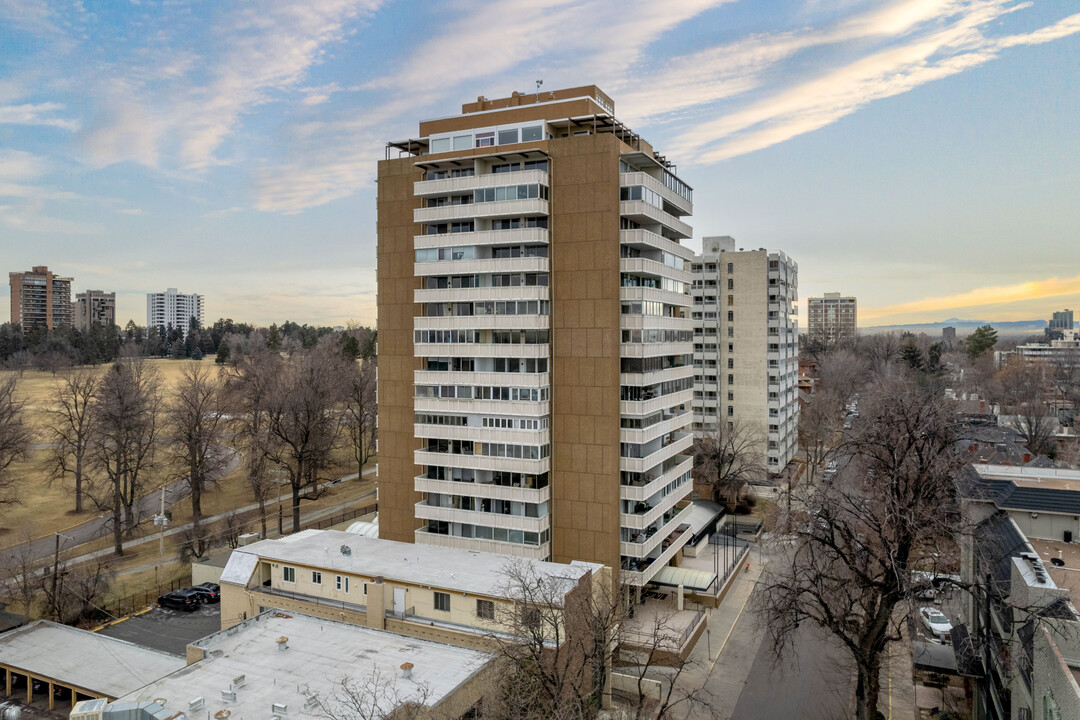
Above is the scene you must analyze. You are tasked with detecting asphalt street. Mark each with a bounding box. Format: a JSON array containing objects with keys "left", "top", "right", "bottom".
[{"left": 9, "top": 446, "right": 242, "bottom": 565}]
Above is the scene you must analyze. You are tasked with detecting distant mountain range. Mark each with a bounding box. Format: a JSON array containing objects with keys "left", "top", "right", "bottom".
[{"left": 861, "top": 318, "right": 1059, "bottom": 338}]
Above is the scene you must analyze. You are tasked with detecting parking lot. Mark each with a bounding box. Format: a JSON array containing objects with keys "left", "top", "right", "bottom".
[
  {"left": 910, "top": 581, "right": 964, "bottom": 646},
  {"left": 97, "top": 602, "right": 221, "bottom": 655}
]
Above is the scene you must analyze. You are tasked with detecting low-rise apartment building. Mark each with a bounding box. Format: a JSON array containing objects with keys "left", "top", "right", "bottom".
[
  {"left": 959, "top": 464, "right": 1080, "bottom": 720},
  {"left": 219, "top": 529, "right": 604, "bottom": 650}
]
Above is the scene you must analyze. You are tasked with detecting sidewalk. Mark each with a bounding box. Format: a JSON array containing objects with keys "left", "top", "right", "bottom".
[{"left": 676, "top": 543, "right": 767, "bottom": 719}]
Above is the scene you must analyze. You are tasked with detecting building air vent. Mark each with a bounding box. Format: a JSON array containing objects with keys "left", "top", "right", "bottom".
[
  {"left": 221, "top": 691, "right": 236, "bottom": 703},
  {"left": 232, "top": 675, "right": 246, "bottom": 689},
  {"left": 340, "top": 545, "right": 351, "bottom": 556},
  {"left": 272, "top": 703, "right": 288, "bottom": 716},
  {"left": 189, "top": 698, "right": 205, "bottom": 711}
]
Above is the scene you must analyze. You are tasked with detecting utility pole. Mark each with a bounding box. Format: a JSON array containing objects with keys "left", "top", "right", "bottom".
[
  {"left": 159, "top": 486, "right": 166, "bottom": 556},
  {"left": 51, "top": 532, "right": 60, "bottom": 618}
]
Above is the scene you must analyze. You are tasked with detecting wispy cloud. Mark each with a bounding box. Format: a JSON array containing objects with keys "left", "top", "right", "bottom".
[
  {"left": 664, "top": 2, "right": 1080, "bottom": 163},
  {"left": 0, "top": 102, "right": 79, "bottom": 130},
  {"left": 0, "top": 149, "right": 99, "bottom": 233},
  {"left": 862, "top": 274, "right": 1080, "bottom": 321},
  {"left": 79, "top": 0, "right": 384, "bottom": 170}
]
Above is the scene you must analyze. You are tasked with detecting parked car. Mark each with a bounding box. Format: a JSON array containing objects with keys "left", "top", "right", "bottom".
[
  {"left": 190, "top": 582, "right": 220, "bottom": 604},
  {"left": 158, "top": 588, "right": 201, "bottom": 612},
  {"left": 919, "top": 606, "right": 953, "bottom": 642}
]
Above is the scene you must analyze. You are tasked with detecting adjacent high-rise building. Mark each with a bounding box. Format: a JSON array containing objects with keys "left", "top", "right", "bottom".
[
  {"left": 690, "top": 237, "right": 799, "bottom": 473},
  {"left": 73, "top": 290, "right": 116, "bottom": 331},
  {"left": 807, "top": 292, "right": 857, "bottom": 345},
  {"left": 377, "top": 86, "right": 696, "bottom": 587},
  {"left": 8, "top": 266, "right": 73, "bottom": 330},
  {"left": 147, "top": 288, "right": 203, "bottom": 337}
]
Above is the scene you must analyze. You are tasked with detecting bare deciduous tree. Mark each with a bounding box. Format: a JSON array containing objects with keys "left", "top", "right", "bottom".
[
  {"left": 39, "top": 556, "right": 113, "bottom": 625},
  {"left": 798, "top": 389, "right": 844, "bottom": 485},
  {"left": 315, "top": 668, "right": 433, "bottom": 720},
  {"left": 225, "top": 348, "right": 280, "bottom": 538},
  {"left": 0, "top": 373, "right": 31, "bottom": 510},
  {"left": 43, "top": 369, "right": 99, "bottom": 513},
  {"left": 166, "top": 363, "right": 229, "bottom": 536},
  {"left": 759, "top": 373, "right": 964, "bottom": 720},
  {"left": 691, "top": 420, "right": 765, "bottom": 505},
  {"left": 91, "top": 355, "right": 162, "bottom": 555},
  {"left": 997, "top": 360, "right": 1057, "bottom": 457},
  {"left": 0, "top": 529, "right": 42, "bottom": 618},
  {"left": 265, "top": 339, "right": 349, "bottom": 532},
  {"left": 344, "top": 359, "right": 377, "bottom": 476}
]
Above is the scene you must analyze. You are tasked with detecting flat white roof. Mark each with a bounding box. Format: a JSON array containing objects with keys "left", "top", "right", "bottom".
[
  {"left": 222, "top": 529, "right": 597, "bottom": 600},
  {"left": 0, "top": 621, "right": 185, "bottom": 697},
  {"left": 118, "top": 611, "right": 491, "bottom": 717}
]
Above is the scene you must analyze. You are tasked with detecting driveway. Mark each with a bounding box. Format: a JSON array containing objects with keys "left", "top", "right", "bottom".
[{"left": 96, "top": 602, "right": 221, "bottom": 656}]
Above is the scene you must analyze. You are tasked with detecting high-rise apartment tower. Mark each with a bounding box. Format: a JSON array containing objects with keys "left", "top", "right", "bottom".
[
  {"left": 377, "top": 86, "right": 696, "bottom": 586},
  {"left": 74, "top": 290, "right": 116, "bottom": 331},
  {"left": 9, "top": 266, "right": 72, "bottom": 330},
  {"left": 146, "top": 288, "right": 203, "bottom": 337},
  {"left": 690, "top": 237, "right": 799, "bottom": 472},
  {"left": 807, "top": 292, "right": 857, "bottom": 346}
]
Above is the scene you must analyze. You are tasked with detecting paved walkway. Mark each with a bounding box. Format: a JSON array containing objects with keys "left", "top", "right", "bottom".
[{"left": 675, "top": 545, "right": 767, "bottom": 719}]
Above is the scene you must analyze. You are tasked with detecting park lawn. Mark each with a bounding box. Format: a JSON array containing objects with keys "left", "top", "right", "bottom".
[{"left": 11, "top": 358, "right": 215, "bottom": 440}]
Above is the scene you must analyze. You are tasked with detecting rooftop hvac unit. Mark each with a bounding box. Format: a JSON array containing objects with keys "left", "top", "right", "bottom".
[
  {"left": 189, "top": 698, "right": 205, "bottom": 712},
  {"left": 232, "top": 675, "right": 247, "bottom": 689},
  {"left": 221, "top": 691, "right": 236, "bottom": 703},
  {"left": 271, "top": 703, "right": 289, "bottom": 716}
]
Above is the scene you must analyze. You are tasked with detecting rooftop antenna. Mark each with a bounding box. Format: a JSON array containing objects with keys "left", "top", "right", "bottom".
[{"left": 536, "top": 79, "right": 543, "bottom": 103}]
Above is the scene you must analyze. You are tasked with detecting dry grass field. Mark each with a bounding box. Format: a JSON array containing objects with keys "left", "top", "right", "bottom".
[{"left": 0, "top": 359, "right": 370, "bottom": 548}]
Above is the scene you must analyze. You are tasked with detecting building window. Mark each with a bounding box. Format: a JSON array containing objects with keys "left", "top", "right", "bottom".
[
  {"left": 521, "top": 125, "right": 543, "bottom": 142},
  {"left": 312, "top": 571, "right": 322, "bottom": 585},
  {"left": 335, "top": 575, "right": 350, "bottom": 593},
  {"left": 728, "top": 279, "right": 734, "bottom": 290},
  {"left": 434, "top": 591, "right": 451, "bottom": 612},
  {"left": 282, "top": 566, "right": 295, "bottom": 583},
  {"left": 476, "top": 599, "right": 495, "bottom": 620},
  {"left": 498, "top": 129, "right": 519, "bottom": 145},
  {"left": 727, "top": 263, "right": 733, "bottom": 273}
]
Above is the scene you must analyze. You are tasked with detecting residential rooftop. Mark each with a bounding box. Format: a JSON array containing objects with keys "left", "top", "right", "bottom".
[
  {"left": 0, "top": 620, "right": 185, "bottom": 698},
  {"left": 117, "top": 611, "right": 492, "bottom": 719},
  {"left": 222, "top": 528, "right": 598, "bottom": 600}
]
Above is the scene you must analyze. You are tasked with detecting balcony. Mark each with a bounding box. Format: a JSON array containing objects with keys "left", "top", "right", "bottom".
[
  {"left": 414, "top": 501, "right": 549, "bottom": 533},
  {"left": 620, "top": 286, "right": 692, "bottom": 309},
  {"left": 619, "top": 410, "right": 692, "bottom": 446},
  {"left": 621, "top": 480, "right": 691, "bottom": 531},
  {"left": 620, "top": 432, "right": 694, "bottom": 474},
  {"left": 620, "top": 229, "right": 695, "bottom": 261},
  {"left": 620, "top": 389, "right": 695, "bottom": 418},
  {"left": 413, "top": 341, "right": 549, "bottom": 358},
  {"left": 414, "top": 227, "right": 548, "bottom": 250},
  {"left": 414, "top": 397, "right": 550, "bottom": 417},
  {"left": 619, "top": 365, "right": 695, "bottom": 389},
  {"left": 620, "top": 455, "right": 693, "bottom": 502},
  {"left": 620, "top": 256, "right": 693, "bottom": 284},
  {"left": 415, "top": 527, "right": 551, "bottom": 560},
  {"left": 414, "top": 370, "right": 548, "bottom": 387},
  {"left": 414, "top": 423, "right": 550, "bottom": 445},
  {"left": 414, "top": 255, "right": 548, "bottom": 277},
  {"left": 621, "top": 519, "right": 693, "bottom": 586},
  {"left": 619, "top": 341, "right": 694, "bottom": 359},
  {"left": 619, "top": 171, "right": 693, "bottom": 216},
  {"left": 415, "top": 286, "right": 548, "bottom": 304},
  {"left": 414, "top": 169, "right": 548, "bottom": 197},
  {"left": 414, "top": 475, "right": 550, "bottom": 504},
  {"left": 415, "top": 198, "right": 548, "bottom": 224},
  {"left": 413, "top": 449, "right": 549, "bottom": 475},
  {"left": 414, "top": 314, "right": 549, "bottom": 332},
  {"left": 619, "top": 201, "right": 692, "bottom": 240}
]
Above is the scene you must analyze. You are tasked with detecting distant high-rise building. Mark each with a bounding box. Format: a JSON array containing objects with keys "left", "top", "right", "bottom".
[
  {"left": 74, "top": 290, "right": 116, "bottom": 331},
  {"left": 8, "top": 266, "right": 72, "bottom": 330},
  {"left": 1048, "top": 309, "right": 1074, "bottom": 336},
  {"left": 807, "top": 292, "right": 857, "bottom": 346},
  {"left": 690, "top": 236, "right": 799, "bottom": 473},
  {"left": 377, "top": 85, "right": 696, "bottom": 588},
  {"left": 942, "top": 326, "right": 957, "bottom": 341},
  {"left": 147, "top": 288, "right": 203, "bottom": 337}
]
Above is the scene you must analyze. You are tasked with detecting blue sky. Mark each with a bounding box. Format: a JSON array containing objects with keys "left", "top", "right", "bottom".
[{"left": 1, "top": 0, "right": 1078, "bottom": 328}]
